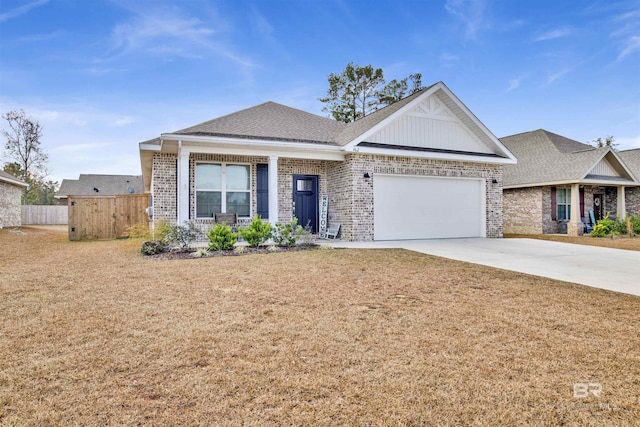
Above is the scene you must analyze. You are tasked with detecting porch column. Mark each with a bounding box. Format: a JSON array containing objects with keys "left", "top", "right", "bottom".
[
  {"left": 568, "top": 183, "right": 582, "bottom": 236},
  {"left": 268, "top": 155, "right": 279, "bottom": 226},
  {"left": 617, "top": 186, "right": 626, "bottom": 220},
  {"left": 176, "top": 143, "right": 190, "bottom": 225}
]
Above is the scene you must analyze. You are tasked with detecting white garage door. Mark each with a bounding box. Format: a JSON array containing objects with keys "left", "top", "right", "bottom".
[{"left": 373, "top": 174, "right": 486, "bottom": 240}]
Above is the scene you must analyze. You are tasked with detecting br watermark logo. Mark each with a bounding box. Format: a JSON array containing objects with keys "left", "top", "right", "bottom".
[{"left": 573, "top": 382, "right": 602, "bottom": 398}]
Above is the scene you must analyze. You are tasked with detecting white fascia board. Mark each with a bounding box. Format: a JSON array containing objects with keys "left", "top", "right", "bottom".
[
  {"left": 0, "top": 176, "right": 29, "bottom": 188},
  {"left": 163, "top": 134, "right": 345, "bottom": 161},
  {"left": 139, "top": 142, "right": 162, "bottom": 152},
  {"left": 353, "top": 146, "right": 516, "bottom": 164},
  {"left": 341, "top": 84, "right": 442, "bottom": 151},
  {"left": 504, "top": 178, "right": 639, "bottom": 190},
  {"left": 580, "top": 178, "right": 639, "bottom": 186}
]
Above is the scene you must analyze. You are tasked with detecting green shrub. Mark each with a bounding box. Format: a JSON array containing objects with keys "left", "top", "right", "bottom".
[
  {"left": 272, "top": 218, "right": 304, "bottom": 247},
  {"left": 590, "top": 213, "right": 618, "bottom": 238},
  {"left": 206, "top": 223, "right": 238, "bottom": 251},
  {"left": 141, "top": 239, "right": 166, "bottom": 255},
  {"left": 166, "top": 221, "right": 197, "bottom": 248},
  {"left": 152, "top": 220, "right": 172, "bottom": 243},
  {"left": 611, "top": 217, "right": 628, "bottom": 235},
  {"left": 629, "top": 214, "right": 640, "bottom": 235},
  {"left": 238, "top": 215, "right": 272, "bottom": 247}
]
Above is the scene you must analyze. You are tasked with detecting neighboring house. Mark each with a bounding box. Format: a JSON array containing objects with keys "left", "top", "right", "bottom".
[
  {"left": 0, "top": 170, "right": 28, "bottom": 228},
  {"left": 139, "top": 82, "right": 516, "bottom": 241},
  {"left": 501, "top": 130, "right": 640, "bottom": 235},
  {"left": 619, "top": 149, "right": 640, "bottom": 216},
  {"left": 55, "top": 174, "right": 144, "bottom": 205}
]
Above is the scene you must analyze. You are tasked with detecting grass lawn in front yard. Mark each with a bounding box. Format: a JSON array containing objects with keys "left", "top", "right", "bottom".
[
  {"left": 1, "top": 227, "right": 639, "bottom": 426},
  {"left": 505, "top": 233, "right": 640, "bottom": 251}
]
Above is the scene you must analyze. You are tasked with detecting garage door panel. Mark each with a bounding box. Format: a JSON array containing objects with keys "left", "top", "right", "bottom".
[{"left": 374, "top": 175, "right": 485, "bottom": 240}]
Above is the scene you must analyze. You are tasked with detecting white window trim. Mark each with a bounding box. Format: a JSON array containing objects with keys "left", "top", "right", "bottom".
[
  {"left": 195, "top": 162, "right": 251, "bottom": 219},
  {"left": 557, "top": 187, "right": 571, "bottom": 221}
]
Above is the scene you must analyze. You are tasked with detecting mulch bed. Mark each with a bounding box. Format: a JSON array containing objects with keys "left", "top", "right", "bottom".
[{"left": 146, "top": 243, "right": 321, "bottom": 260}]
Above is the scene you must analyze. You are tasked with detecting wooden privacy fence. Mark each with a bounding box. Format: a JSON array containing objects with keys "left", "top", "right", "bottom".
[
  {"left": 22, "top": 205, "right": 68, "bottom": 224},
  {"left": 68, "top": 194, "right": 149, "bottom": 241}
]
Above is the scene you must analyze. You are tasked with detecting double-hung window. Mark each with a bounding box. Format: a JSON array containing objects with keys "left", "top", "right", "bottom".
[
  {"left": 556, "top": 187, "right": 571, "bottom": 220},
  {"left": 195, "top": 163, "right": 250, "bottom": 218}
]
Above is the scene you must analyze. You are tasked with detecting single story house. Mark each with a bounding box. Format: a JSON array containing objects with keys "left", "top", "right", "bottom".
[
  {"left": 55, "top": 174, "right": 144, "bottom": 205},
  {"left": 0, "top": 170, "right": 28, "bottom": 228},
  {"left": 500, "top": 130, "right": 640, "bottom": 235},
  {"left": 139, "top": 81, "right": 516, "bottom": 241}
]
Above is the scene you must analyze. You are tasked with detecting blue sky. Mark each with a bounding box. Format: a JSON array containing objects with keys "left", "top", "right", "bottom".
[{"left": 1, "top": 0, "right": 639, "bottom": 184}]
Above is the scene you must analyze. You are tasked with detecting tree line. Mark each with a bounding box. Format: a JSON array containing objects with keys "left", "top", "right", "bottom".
[{"left": 2, "top": 109, "right": 58, "bottom": 205}]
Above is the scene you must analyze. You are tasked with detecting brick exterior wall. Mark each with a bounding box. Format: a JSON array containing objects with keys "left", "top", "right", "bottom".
[
  {"left": 328, "top": 154, "right": 504, "bottom": 241},
  {"left": 626, "top": 187, "right": 640, "bottom": 216},
  {"left": 277, "top": 158, "right": 330, "bottom": 225},
  {"left": 151, "top": 151, "right": 504, "bottom": 241},
  {"left": 503, "top": 187, "right": 543, "bottom": 234},
  {"left": 151, "top": 153, "right": 177, "bottom": 223},
  {"left": 0, "top": 181, "right": 23, "bottom": 227}
]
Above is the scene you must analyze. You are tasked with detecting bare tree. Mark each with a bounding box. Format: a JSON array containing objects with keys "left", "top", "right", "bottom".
[{"left": 2, "top": 109, "right": 48, "bottom": 203}]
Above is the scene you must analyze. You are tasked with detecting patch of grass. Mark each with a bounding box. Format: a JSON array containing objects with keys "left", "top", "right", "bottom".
[{"left": 1, "top": 227, "right": 639, "bottom": 425}]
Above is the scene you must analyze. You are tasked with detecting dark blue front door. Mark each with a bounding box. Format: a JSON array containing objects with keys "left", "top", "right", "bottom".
[{"left": 293, "top": 175, "right": 318, "bottom": 233}]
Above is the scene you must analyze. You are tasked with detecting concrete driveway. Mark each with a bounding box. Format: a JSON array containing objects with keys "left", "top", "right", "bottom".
[{"left": 330, "top": 238, "right": 640, "bottom": 297}]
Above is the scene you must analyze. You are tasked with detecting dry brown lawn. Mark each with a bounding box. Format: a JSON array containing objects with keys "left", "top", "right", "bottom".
[
  {"left": 505, "top": 233, "right": 640, "bottom": 251},
  {"left": 1, "top": 227, "right": 639, "bottom": 426}
]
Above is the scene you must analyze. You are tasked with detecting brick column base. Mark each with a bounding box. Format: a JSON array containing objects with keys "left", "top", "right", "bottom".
[{"left": 567, "top": 221, "right": 584, "bottom": 236}]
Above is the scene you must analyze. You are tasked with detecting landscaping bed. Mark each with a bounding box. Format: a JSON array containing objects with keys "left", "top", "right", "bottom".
[{"left": 147, "top": 243, "right": 321, "bottom": 260}]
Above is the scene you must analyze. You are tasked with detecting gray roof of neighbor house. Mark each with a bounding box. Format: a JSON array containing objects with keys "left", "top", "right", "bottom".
[
  {"left": 500, "top": 129, "right": 636, "bottom": 187},
  {"left": 619, "top": 149, "right": 640, "bottom": 178},
  {"left": 0, "top": 170, "right": 28, "bottom": 187},
  {"left": 56, "top": 174, "right": 144, "bottom": 198}
]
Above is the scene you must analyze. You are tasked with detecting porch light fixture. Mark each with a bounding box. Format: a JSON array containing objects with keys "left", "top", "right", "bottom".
[
  {"left": 364, "top": 173, "right": 371, "bottom": 178},
  {"left": 491, "top": 179, "right": 498, "bottom": 184}
]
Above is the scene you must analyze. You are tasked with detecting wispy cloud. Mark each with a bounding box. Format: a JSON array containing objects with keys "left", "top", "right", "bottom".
[
  {"left": 610, "top": 8, "right": 640, "bottom": 61},
  {"left": 546, "top": 66, "right": 577, "bottom": 84},
  {"left": 0, "top": 0, "right": 48, "bottom": 23},
  {"left": 618, "top": 35, "right": 640, "bottom": 60},
  {"left": 534, "top": 26, "right": 574, "bottom": 42},
  {"left": 108, "top": 3, "right": 254, "bottom": 68},
  {"left": 507, "top": 76, "right": 524, "bottom": 91},
  {"left": 444, "top": 0, "right": 489, "bottom": 40},
  {"left": 440, "top": 52, "right": 460, "bottom": 67}
]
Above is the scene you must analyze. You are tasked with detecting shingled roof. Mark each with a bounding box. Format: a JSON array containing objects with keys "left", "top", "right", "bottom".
[
  {"left": 0, "top": 170, "right": 28, "bottom": 187},
  {"left": 500, "top": 129, "right": 635, "bottom": 187},
  {"left": 56, "top": 174, "right": 144, "bottom": 198},
  {"left": 619, "top": 149, "right": 640, "bottom": 180},
  {"left": 168, "top": 86, "right": 439, "bottom": 148},
  {"left": 174, "top": 101, "right": 347, "bottom": 144}
]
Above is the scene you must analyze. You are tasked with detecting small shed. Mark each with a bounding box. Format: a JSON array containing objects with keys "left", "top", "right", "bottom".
[{"left": 0, "top": 171, "right": 28, "bottom": 228}]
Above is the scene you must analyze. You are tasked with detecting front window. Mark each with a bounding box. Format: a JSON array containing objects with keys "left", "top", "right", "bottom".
[
  {"left": 196, "top": 163, "right": 250, "bottom": 218},
  {"left": 557, "top": 187, "right": 571, "bottom": 220}
]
